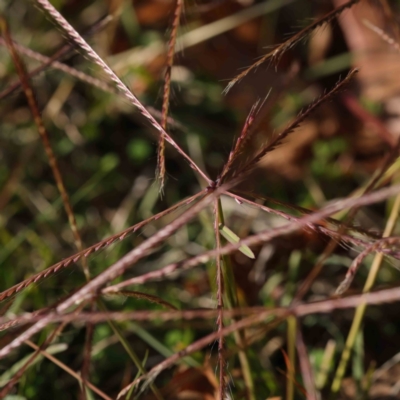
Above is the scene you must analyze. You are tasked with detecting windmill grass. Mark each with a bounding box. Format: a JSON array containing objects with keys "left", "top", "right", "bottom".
[{"left": 1, "top": 0, "right": 400, "bottom": 399}]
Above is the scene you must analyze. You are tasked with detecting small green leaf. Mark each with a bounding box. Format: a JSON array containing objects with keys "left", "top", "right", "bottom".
[{"left": 219, "top": 224, "right": 255, "bottom": 259}]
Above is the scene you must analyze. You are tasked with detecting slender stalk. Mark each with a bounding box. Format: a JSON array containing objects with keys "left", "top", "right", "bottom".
[
  {"left": 286, "top": 316, "right": 296, "bottom": 400},
  {"left": 214, "top": 199, "right": 227, "bottom": 399},
  {"left": 217, "top": 199, "right": 255, "bottom": 400}
]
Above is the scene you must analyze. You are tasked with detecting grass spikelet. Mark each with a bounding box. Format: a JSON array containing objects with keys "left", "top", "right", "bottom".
[
  {"left": 33, "top": 0, "right": 210, "bottom": 184},
  {"left": 0, "top": 14, "right": 113, "bottom": 100},
  {"left": 113, "top": 290, "right": 178, "bottom": 310},
  {"left": 225, "top": 193, "right": 385, "bottom": 256},
  {"left": 235, "top": 68, "right": 358, "bottom": 179},
  {"left": 294, "top": 138, "right": 400, "bottom": 301},
  {"left": 336, "top": 237, "right": 400, "bottom": 295},
  {"left": 0, "top": 188, "right": 220, "bottom": 359},
  {"left": 158, "top": 0, "right": 184, "bottom": 192},
  {"left": 219, "top": 98, "right": 264, "bottom": 182},
  {"left": 224, "top": 0, "right": 360, "bottom": 93},
  {"left": 0, "top": 36, "right": 185, "bottom": 130},
  {"left": 103, "top": 183, "right": 400, "bottom": 294},
  {"left": 4, "top": 2, "right": 400, "bottom": 398},
  {"left": 0, "top": 191, "right": 205, "bottom": 303}
]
